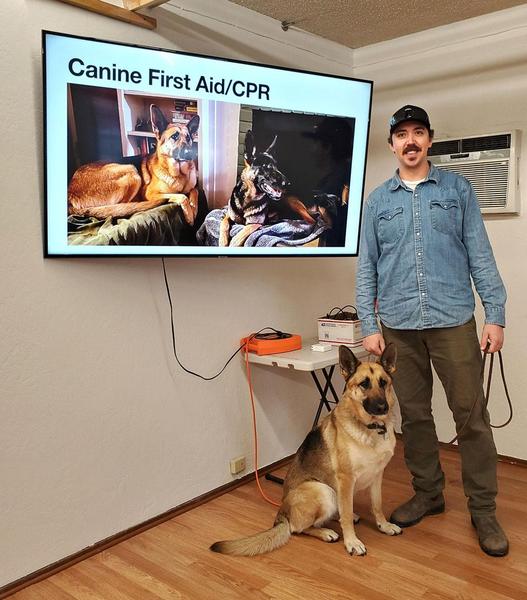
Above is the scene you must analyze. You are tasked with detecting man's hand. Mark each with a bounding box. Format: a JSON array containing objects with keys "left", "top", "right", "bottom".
[
  {"left": 362, "top": 333, "right": 386, "bottom": 356},
  {"left": 480, "top": 324, "right": 504, "bottom": 353}
]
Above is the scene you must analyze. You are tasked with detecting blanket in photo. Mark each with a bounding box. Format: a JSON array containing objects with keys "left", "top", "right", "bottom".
[{"left": 196, "top": 209, "right": 329, "bottom": 247}]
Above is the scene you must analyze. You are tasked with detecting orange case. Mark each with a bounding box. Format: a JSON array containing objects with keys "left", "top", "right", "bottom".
[{"left": 240, "top": 334, "right": 302, "bottom": 355}]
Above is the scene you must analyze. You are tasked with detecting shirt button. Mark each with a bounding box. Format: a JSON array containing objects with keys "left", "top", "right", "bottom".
[
  {"left": 422, "top": 292, "right": 425, "bottom": 296},
  {"left": 418, "top": 252, "right": 421, "bottom": 256},
  {"left": 419, "top": 272, "right": 423, "bottom": 276},
  {"left": 417, "top": 232, "right": 420, "bottom": 236}
]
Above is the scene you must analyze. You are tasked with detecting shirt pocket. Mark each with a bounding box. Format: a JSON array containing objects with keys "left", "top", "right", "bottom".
[
  {"left": 377, "top": 206, "right": 404, "bottom": 244},
  {"left": 430, "top": 198, "right": 460, "bottom": 234}
]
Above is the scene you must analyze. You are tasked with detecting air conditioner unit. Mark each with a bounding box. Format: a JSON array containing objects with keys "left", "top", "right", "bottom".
[{"left": 428, "top": 131, "right": 521, "bottom": 214}]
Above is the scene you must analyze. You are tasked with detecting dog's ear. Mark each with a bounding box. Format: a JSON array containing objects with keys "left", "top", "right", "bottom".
[
  {"left": 339, "top": 345, "right": 360, "bottom": 381},
  {"left": 186, "top": 115, "right": 200, "bottom": 137},
  {"left": 265, "top": 135, "right": 278, "bottom": 156},
  {"left": 150, "top": 104, "right": 168, "bottom": 139},
  {"left": 244, "top": 130, "right": 256, "bottom": 165},
  {"left": 380, "top": 343, "right": 397, "bottom": 374}
]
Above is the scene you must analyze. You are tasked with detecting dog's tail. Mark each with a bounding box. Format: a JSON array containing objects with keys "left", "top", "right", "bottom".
[{"left": 210, "top": 513, "right": 291, "bottom": 557}]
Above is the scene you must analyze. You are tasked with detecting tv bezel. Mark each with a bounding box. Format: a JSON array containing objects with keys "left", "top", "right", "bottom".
[{"left": 42, "top": 30, "right": 373, "bottom": 259}]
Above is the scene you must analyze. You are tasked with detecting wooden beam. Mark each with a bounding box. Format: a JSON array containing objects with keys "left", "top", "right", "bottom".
[
  {"left": 54, "top": 0, "right": 157, "bottom": 29},
  {"left": 123, "top": 0, "right": 171, "bottom": 10}
]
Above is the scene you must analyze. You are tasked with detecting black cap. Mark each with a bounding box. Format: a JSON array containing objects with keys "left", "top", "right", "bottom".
[{"left": 389, "top": 105, "right": 431, "bottom": 135}]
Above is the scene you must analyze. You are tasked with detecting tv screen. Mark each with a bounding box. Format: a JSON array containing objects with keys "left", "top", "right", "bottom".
[{"left": 43, "top": 31, "right": 372, "bottom": 257}]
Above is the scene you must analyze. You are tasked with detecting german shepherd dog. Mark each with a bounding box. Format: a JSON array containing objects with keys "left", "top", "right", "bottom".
[
  {"left": 211, "top": 344, "right": 402, "bottom": 557},
  {"left": 219, "top": 130, "right": 316, "bottom": 247},
  {"left": 67, "top": 105, "right": 200, "bottom": 225}
]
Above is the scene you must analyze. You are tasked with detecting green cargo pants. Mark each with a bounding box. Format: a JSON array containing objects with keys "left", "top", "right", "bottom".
[{"left": 381, "top": 317, "right": 498, "bottom": 515}]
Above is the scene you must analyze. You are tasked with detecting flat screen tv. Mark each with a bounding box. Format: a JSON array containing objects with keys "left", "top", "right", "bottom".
[{"left": 43, "top": 31, "right": 372, "bottom": 257}]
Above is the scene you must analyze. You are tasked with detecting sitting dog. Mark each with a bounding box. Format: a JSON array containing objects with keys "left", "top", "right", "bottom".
[
  {"left": 211, "top": 344, "right": 402, "bottom": 557},
  {"left": 219, "top": 131, "right": 316, "bottom": 247},
  {"left": 67, "top": 104, "right": 200, "bottom": 225}
]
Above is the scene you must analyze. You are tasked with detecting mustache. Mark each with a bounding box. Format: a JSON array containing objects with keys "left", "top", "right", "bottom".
[{"left": 403, "top": 144, "right": 421, "bottom": 154}]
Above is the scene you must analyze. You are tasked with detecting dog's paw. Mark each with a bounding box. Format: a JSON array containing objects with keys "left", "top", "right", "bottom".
[
  {"left": 167, "top": 193, "right": 188, "bottom": 204},
  {"left": 377, "top": 521, "right": 402, "bottom": 536},
  {"left": 345, "top": 537, "right": 367, "bottom": 556},
  {"left": 319, "top": 528, "right": 340, "bottom": 543}
]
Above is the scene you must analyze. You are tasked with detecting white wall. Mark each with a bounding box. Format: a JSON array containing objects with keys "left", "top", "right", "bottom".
[
  {"left": 353, "top": 5, "right": 527, "bottom": 458},
  {"left": 2, "top": 0, "right": 527, "bottom": 588},
  {"left": 0, "top": 0, "right": 354, "bottom": 587}
]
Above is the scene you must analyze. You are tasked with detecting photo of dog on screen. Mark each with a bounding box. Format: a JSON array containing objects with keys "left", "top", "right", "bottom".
[
  {"left": 66, "top": 85, "right": 208, "bottom": 246},
  {"left": 65, "top": 83, "right": 354, "bottom": 248},
  {"left": 215, "top": 131, "right": 321, "bottom": 247},
  {"left": 197, "top": 111, "right": 354, "bottom": 248}
]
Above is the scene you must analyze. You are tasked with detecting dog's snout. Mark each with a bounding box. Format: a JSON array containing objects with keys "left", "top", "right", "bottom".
[
  {"left": 363, "top": 398, "right": 389, "bottom": 416},
  {"left": 273, "top": 170, "right": 288, "bottom": 188},
  {"left": 175, "top": 144, "right": 197, "bottom": 161}
]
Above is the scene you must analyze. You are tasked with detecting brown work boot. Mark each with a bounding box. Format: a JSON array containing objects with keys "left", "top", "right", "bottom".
[
  {"left": 471, "top": 514, "right": 509, "bottom": 557},
  {"left": 390, "top": 493, "right": 445, "bottom": 528}
]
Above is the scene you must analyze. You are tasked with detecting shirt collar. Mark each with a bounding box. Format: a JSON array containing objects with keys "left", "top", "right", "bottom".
[{"left": 388, "top": 161, "right": 440, "bottom": 191}]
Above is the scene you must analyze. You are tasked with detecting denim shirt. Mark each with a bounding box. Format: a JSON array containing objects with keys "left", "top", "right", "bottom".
[{"left": 356, "top": 163, "right": 506, "bottom": 337}]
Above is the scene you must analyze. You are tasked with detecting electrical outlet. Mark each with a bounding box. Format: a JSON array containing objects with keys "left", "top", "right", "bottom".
[{"left": 230, "top": 455, "right": 246, "bottom": 475}]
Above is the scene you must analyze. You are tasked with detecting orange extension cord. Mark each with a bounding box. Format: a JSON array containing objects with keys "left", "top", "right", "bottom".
[{"left": 244, "top": 342, "right": 281, "bottom": 508}]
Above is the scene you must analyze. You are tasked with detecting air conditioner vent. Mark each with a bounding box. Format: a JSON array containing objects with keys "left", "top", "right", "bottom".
[
  {"left": 428, "top": 130, "right": 520, "bottom": 215},
  {"left": 429, "top": 140, "right": 460, "bottom": 156},
  {"left": 461, "top": 134, "right": 510, "bottom": 152},
  {"left": 435, "top": 161, "right": 509, "bottom": 209}
]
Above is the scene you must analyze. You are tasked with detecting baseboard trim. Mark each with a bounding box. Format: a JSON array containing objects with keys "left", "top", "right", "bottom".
[{"left": 0, "top": 455, "right": 293, "bottom": 599}]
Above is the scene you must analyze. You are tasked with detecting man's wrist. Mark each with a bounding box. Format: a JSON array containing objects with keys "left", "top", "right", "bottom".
[
  {"left": 484, "top": 306, "right": 505, "bottom": 328},
  {"left": 360, "top": 318, "right": 380, "bottom": 337}
]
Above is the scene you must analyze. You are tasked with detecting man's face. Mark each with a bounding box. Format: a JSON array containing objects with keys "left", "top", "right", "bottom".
[{"left": 389, "top": 121, "right": 432, "bottom": 171}]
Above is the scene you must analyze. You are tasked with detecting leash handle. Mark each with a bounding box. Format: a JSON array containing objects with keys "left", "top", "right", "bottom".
[
  {"left": 448, "top": 348, "right": 512, "bottom": 444},
  {"left": 488, "top": 350, "right": 513, "bottom": 429}
]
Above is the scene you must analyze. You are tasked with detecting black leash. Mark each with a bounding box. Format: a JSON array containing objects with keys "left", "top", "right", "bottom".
[{"left": 448, "top": 348, "right": 513, "bottom": 445}]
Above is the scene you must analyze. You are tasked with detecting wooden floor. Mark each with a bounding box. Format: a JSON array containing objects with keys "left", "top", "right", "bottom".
[{"left": 11, "top": 444, "right": 527, "bottom": 600}]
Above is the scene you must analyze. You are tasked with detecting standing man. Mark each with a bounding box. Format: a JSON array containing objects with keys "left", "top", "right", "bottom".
[{"left": 356, "top": 105, "right": 508, "bottom": 556}]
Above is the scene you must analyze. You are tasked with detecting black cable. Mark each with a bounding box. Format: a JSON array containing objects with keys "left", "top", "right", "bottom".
[
  {"left": 161, "top": 257, "right": 285, "bottom": 380},
  {"left": 324, "top": 304, "right": 358, "bottom": 320}
]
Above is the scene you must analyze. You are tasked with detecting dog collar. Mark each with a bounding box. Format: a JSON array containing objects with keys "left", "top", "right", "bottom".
[{"left": 366, "top": 422, "right": 387, "bottom": 435}]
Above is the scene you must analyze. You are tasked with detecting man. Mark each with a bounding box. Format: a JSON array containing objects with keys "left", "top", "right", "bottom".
[{"left": 356, "top": 105, "right": 508, "bottom": 556}]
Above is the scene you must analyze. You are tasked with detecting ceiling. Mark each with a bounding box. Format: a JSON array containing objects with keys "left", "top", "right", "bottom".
[{"left": 227, "top": 0, "right": 527, "bottom": 48}]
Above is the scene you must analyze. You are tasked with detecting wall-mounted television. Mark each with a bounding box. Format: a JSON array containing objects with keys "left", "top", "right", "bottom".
[{"left": 43, "top": 31, "right": 372, "bottom": 257}]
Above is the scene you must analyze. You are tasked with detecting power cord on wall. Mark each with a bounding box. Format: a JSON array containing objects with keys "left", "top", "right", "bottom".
[
  {"left": 244, "top": 344, "right": 281, "bottom": 507},
  {"left": 162, "top": 257, "right": 282, "bottom": 506}
]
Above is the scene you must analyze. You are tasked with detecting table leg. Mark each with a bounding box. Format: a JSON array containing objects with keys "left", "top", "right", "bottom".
[
  {"left": 311, "top": 365, "right": 339, "bottom": 429},
  {"left": 321, "top": 366, "right": 341, "bottom": 404}
]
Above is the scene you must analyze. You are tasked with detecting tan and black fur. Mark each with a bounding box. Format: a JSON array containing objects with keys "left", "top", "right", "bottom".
[
  {"left": 211, "top": 344, "right": 401, "bottom": 557},
  {"left": 219, "top": 130, "right": 315, "bottom": 247},
  {"left": 67, "top": 104, "right": 199, "bottom": 225}
]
